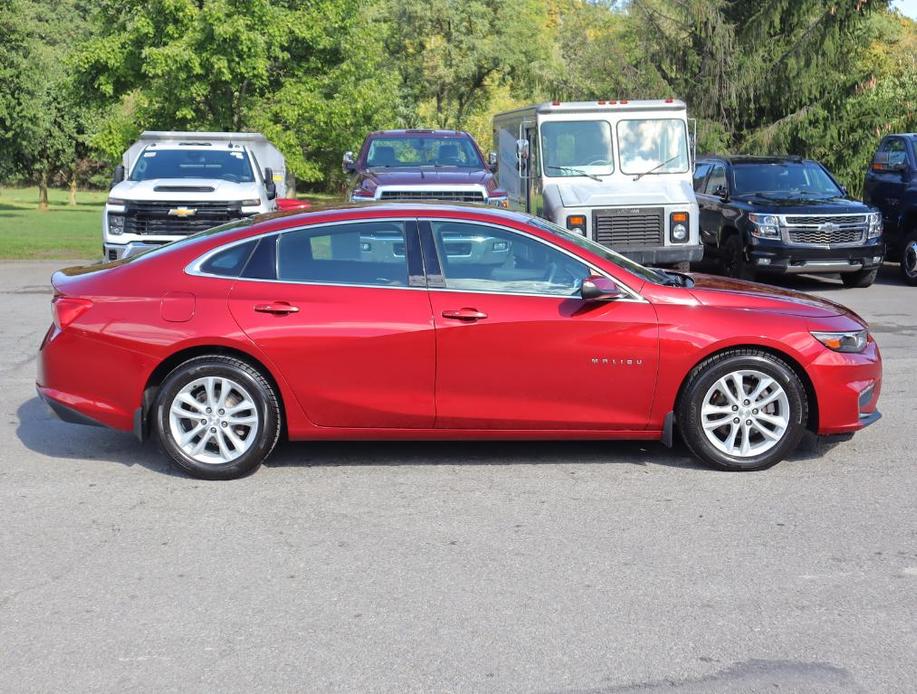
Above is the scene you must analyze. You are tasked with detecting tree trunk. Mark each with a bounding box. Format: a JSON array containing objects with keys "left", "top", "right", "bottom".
[
  {"left": 69, "top": 173, "right": 77, "bottom": 206},
  {"left": 287, "top": 174, "right": 296, "bottom": 197},
  {"left": 38, "top": 170, "right": 49, "bottom": 211}
]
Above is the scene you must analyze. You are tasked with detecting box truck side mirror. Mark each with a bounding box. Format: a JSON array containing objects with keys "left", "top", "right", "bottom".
[
  {"left": 342, "top": 151, "right": 356, "bottom": 174},
  {"left": 110, "top": 164, "right": 125, "bottom": 189},
  {"left": 488, "top": 151, "right": 498, "bottom": 171},
  {"left": 263, "top": 167, "right": 277, "bottom": 200}
]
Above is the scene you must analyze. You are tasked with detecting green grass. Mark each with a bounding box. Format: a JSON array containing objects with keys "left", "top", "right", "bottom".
[
  {"left": 0, "top": 187, "right": 342, "bottom": 260},
  {"left": 0, "top": 187, "right": 106, "bottom": 260}
]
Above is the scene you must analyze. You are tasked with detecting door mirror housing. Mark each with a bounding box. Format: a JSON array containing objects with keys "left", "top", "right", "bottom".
[
  {"left": 515, "top": 139, "right": 529, "bottom": 167},
  {"left": 342, "top": 151, "right": 356, "bottom": 174},
  {"left": 487, "top": 151, "right": 498, "bottom": 171},
  {"left": 712, "top": 184, "right": 729, "bottom": 200},
  {"left": 581, "top": 276, "right": 623, "bottom": 301},
  {"left": 263, "top": 167, "right": 277, "bottom": 200},
  {"left": 110, "top": 164, "right": 125, "bottom": 188}
]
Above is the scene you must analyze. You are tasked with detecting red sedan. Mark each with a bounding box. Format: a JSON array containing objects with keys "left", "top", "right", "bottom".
[{"left": 37, "top": 205, "right": 881, "bottom": 479}]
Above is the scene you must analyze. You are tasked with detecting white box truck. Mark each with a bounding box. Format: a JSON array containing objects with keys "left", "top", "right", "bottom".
[
  {"left": 103, "top": 131, "right": 287, "bottom": 260},
  {"left": 493, "top": 100, "right": 701, "bottom": 267}
]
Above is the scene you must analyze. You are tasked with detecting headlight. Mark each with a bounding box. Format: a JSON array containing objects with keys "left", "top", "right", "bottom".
[
  {"left": 351, "top": 189, "right": 375, "bottom": 202},
  {"left": 487, "top": 194, "right": 509, "bottom": 209},
  {"left": 241, "top": 198, "right": 261, "bottom": 206},
  {"left": 566, "top": 214, "right": 587, "bottom": 235},
  {"left": 867, "top": 211, "right": 882, "bottom": 239},
  {"left": 748, "top": 213, "right": 780, "bottom": 239},
  {"left": 669, "top": 212, "right": 689, "bottom": 242},
  {"left": 811, "top": 330, "right": 868, "bottom": 353},
  {"left": 107, "top": 197, "right": 126, "bottom": 206},
  {"left": 108, "top": 213, "right": 125, "bottom": 236}
]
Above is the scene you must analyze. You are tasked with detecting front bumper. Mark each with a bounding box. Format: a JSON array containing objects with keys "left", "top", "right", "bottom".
[
  {"left": 748, "top": 237, "right": 885, "bottom": 274},
  {"left": 617, "top": 245, "right": 704, "bottom": 266},
  {"left": 808, "top": 337, "right": 882, "bottom": 435}
]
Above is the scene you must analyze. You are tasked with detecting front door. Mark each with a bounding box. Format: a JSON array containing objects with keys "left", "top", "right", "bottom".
[
  {"left": 229, "top": 219, "right": 436, "bottom": 428},
  {"left": 421, "top": 219, "right": 659, "bottom": 430}
]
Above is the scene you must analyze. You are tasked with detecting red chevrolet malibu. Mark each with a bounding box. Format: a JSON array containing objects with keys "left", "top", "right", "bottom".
[{"left": 37, "top": 204, "right": 881, "bottom": 479}]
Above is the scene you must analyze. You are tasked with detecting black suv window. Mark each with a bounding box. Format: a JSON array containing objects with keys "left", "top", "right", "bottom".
[
  {"left": 878, "top": 138, "right": 908, "bottom": 168},
  {"left": 276, "top": 222, "right": 409, "bottom": 287},
  {"left": 704, "top": 164, "right": 727, "bottom": 194},
  {"left": 693, "top": 163, "right": 712, "bottom": 191}
]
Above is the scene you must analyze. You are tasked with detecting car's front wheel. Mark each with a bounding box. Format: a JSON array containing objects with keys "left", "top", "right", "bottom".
[
  {"left": 154, "top": 355, "right": 281, "bottom": 479},
  {"left": 720, "top": 234, "right": 754, "bottom": 281},
  {"left": 677, "top": 349, "right": 808, "bottom": 471}
]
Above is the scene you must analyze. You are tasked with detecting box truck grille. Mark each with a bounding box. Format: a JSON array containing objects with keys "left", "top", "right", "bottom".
[
  {"left": 379, "top": 190, "right": 485, "bottom": 203},
  {"left": 122, "top": 201, "right": 244, "bottom": 236},
  {"left": 593, "top": 208, "right": 664, "bottom": 248}
]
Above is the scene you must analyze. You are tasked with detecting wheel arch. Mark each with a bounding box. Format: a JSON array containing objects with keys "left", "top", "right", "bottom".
[{"left": 673, "top": 343, "right": 819, "bottom": 433}]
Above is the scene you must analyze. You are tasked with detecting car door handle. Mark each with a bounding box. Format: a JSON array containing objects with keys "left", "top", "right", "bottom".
[
  {"left": 254, "top": 301, "right": 300, "bottom": 315},
  {"left": 442, "top": 308, "right": 488, "bottom": 322}
]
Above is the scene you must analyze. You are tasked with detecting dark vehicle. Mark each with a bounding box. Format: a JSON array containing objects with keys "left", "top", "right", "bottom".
[
  {"left": 694, "top": 156, "right": 884, "bottom": 287},
  {"left": 863, "top": 134, "right": 917, "bottom": 285},
  {"left": 343, "top": 129, "right": 508, "bottom": 206}
]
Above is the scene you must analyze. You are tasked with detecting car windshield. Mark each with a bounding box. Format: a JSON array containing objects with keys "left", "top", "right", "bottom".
[
  {"left": 365, "top": 137, "right": 484, "bottom": 168},
  {"left": 541, "top": 121, "right": 614, "bottom": 177},
  {"left": 617, "top": 119, "right": 689, "bottom": 176},
  {"left": 731, "top": 161, "right": 843, "bottom": 197},
  {"left": 527, "top": 217, "right": 669, "bottom": 285},
  {"left": 130, "top": 149, "right": 255, "bottom": 183}
]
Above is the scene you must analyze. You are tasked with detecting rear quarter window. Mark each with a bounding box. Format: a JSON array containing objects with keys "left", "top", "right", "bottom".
[{"left": 199, "top": 240, "right": 257, "bottom": 277}]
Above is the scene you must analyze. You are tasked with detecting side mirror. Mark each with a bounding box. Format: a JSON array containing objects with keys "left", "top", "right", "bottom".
[
  {"left": 488, "top": 151, "right": 498, "bottom": 171},
  {"left": 342, "top": 151, "right": 356, "bottom": 174},
  {"left": 515, "top": 138, "right": 529, "bottom": 163},
  {"left": 713, "top": 184, "right": 729, "bottom": 200},
  {"left": 581, "top": 276, "right": 623, "bottom": 301},
  {"left": 840, "top": 185, "right": 849, "bottom": 197},
  {"left": 263, "top": 167, "right": 277, "bottom": 200},
  {"left": 110, "top": 164, "right": 125, "bottom": 188}
]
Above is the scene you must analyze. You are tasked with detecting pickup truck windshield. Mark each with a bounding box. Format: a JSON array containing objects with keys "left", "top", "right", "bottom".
[
  {"left": 130, "top": 149, "right": 255, "bottom": 183},
  {"left": 541, "top": 121, "right": 614, "bottom": 177},
  {"left": 365, "top": 137, "right": 484, "bottom": 168},
  {"left": 732, "top": 161, "right": 843, "bottom": 197},
  {"left": 617, "top": 119, "right": 689, "bottom": 175}
]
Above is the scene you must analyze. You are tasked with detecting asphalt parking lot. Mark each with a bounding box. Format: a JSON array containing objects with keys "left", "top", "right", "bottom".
[{"left": 1, "top": 260, "right": 915, "bottom": 693}]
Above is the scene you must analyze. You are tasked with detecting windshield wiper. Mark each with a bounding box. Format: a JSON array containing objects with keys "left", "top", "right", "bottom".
[
  {"left": 632, "top": 154, "right": 682, "bottom": 181},
  {"left": 545, "top": 165, "right": 603, "bottom": 182}
]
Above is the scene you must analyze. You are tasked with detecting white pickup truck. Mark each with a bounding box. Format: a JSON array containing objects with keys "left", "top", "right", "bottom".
[{"left": 103, "top": 131, "right": 287, "bottom": 260}]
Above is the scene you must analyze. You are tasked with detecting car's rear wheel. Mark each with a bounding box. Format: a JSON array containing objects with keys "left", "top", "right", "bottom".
[
  {"left": 841, "top": 267, "right": 878, "bottom": 288},
  {"left": 154, "top": 356, "right": 281, "bottom": 479},
  {"left": 720, "top": 234, "right": 754, "bottom": 281},
  {"left": 677, "top": 350, "right": 807, "bottom": 471},
  {"left": 901, "top": 232, "right": 917, "bottom": 286}
]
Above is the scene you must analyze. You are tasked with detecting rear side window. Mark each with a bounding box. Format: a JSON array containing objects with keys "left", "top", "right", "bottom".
[
  {"left": 199, "top": 240, "right": 257, "bottom": 277},
  {"left": 276, "top": 222, "right": 409, "bottom": 287}
]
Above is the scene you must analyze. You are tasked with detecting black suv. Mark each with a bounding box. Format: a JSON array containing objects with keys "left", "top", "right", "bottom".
[
  {"left": 694, "top": 156, "right": 884, "bottom": 287},
  {"left": 863, "top": 134, "right": 917, "bottom": 285}
]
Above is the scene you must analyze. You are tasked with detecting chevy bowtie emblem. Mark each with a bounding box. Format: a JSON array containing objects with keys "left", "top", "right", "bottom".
[
  {"left": 818, "top": 222, "right": 839, "bottom": 233},
  {"left": 168, "top": 207, "right": 197, "bottom": 218}
]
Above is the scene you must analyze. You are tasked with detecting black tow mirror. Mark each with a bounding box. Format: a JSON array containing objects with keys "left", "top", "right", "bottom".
[
  {"left": 110, "top": 164, "right": 125, "bottom": 188},
  {"left": 263, "top": 167, "right": 277, "bottom": 200},
  {"left": 488, "top": 151, "right": 498, "bottom": 171},
  {"left": 342, "top": 151, "right": 356, "bottom": 174},
  {"left": 581, "top": 276, "right": 623, "bottom": 301}
]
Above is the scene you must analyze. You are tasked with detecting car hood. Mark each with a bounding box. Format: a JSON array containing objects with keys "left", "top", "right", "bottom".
[
  {"left": 556, "top": 179, "right": 695, "bottom": 208},
  {"left": 111, "top": 178, "right": 262, "bottom": 202},
  {"left": 686, "top": 273, "right": 865, "bottom": 322},
  {"left": 730, "top": 194, "right": 872, "bottom": 214},
  {"left": 361, "top": 169, "right": 494, "bottom": 188}
]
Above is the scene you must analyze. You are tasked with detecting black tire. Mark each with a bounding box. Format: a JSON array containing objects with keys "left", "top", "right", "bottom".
[
  {"left": 900, "top": 231, "right": 917, "bottom": 286},
  {"left": 677, "top": 349, "right": 808, "bottom": 471},
  {"left": 840, "top": 268, "right": 878, "bottom": 288},
  {"left": 720, "top": 234, "right": 754, "bottom": 281},
  {"left": 154, "top": 355, "right": 281, "bottom": 480}
]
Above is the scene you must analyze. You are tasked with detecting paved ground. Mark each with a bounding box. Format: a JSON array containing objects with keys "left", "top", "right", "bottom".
[{"left": 1, "top": 260, "right": 914, "bottom": 693}]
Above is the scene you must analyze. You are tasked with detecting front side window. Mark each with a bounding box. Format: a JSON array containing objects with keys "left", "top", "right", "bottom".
[
  {"left": 431, "top": 221, "right": 589, "bottom": 296},
  {"left": 130, "top": 149, "right": 255, "bottom": 183},
  {"left": 692, "top": 163, "right": 712, "bottom": 191},
  {"left": 365, "top": 137, "right": 484, "bottom": 168},
  {"left": 617, "top": 119, "right": 689, "bottom": 175},
  {"left": 541, "top": 121, "right": 614, "bottom": 177},
  {"left": 731, "top": 161, "right": 843, "bottom": 198},
  {"left": 704, "top": 165, "right": 727, "bottom": 194},
  {"left": 277, "top": 222, "right": 409, "bottom": 287}
]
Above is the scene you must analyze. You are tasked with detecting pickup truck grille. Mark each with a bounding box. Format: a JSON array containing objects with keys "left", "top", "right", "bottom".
[
  {"left": 379, "top": 190, "right": 485, "bottom": 203},
  {"left": 121, "top": 201, "right": 244, "bottom": 236},
  {"left": 783, "top": 214, "right": 867, "bottom": 246},
  {"left": 593, "top": 208, "right": 664, "bottom": 248}
]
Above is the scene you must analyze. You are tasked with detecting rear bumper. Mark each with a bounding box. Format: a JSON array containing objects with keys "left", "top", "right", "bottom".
[
  {"left": 617, "top": 245, "right": 704, "bottom": 265},
  {"left": 37, "top": 386, "right": 107, "bottom": 428}
]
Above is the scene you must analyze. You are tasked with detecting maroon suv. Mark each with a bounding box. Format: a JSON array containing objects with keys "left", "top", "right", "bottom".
[{"left": 343, "top": 129, "right": 507, "bottom": 207}]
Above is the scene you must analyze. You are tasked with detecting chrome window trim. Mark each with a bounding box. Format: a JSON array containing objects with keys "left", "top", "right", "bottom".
[{"left": 186, "top": 215, "right": 648, "bottom": 302}]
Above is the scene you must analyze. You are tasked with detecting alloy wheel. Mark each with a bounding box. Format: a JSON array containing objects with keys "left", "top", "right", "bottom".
[
  {"left": 168, "top": 376, "right": 260, "bottom": 465},
  {"left": 905, "top": 240, "right": 917, "bottom": 279},
  {"left": 700, "top": 369, "right": 790, "bottom": 458}
]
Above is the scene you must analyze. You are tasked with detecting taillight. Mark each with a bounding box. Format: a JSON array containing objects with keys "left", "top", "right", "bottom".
[{"left": 52, "top": 296, "right": 93, "bottom": 330}]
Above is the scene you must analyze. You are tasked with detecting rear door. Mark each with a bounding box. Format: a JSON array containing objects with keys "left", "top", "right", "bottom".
[
  {"left": 228, "top": 219, "right": 436, "bottom": 428},
  {"left": 421, "top": 219, "right": 659, "bottom": 430}
]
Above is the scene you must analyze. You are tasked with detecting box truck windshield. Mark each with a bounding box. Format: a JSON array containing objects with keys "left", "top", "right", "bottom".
[{"left": 617, "top": 118, "right": 689, "bottom": 175}]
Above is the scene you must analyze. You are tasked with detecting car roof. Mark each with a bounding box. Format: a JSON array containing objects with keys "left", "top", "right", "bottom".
[{"left": 698, "top": 155, "right": 812, "bottom": 165}]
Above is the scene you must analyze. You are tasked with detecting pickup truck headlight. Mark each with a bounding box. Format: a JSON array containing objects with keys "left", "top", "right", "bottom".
[
  {"left": 107, "top": 197, "right": 126, "bottom": 206},
  {"left": 867, "top": 211, "right": 882, "bottom": 239},
  {"left": 487, "top": 192, "right": 509, "bottom": 209},
  {"left": 241, "top": 198, "right": 261, "bottom": 207},
  {"left": 748, "top": 213, "right": 780, "bottom": 239},
  {"left": 351, "top": 189, "right": 375, "bottom": 202},
  {"left": 108, "top": 213, "right": 125, "bottom": 236},
  {"left": 811, "top": 329, "right": 868, "bottom": 353}
]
